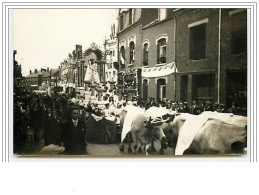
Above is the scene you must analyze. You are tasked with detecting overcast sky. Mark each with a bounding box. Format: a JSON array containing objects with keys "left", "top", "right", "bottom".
[{"left": 13, "top": 9, "right": 118, "bottom": 76}]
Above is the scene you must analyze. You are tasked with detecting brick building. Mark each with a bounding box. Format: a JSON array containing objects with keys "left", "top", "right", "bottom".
[
  {"left": 21, "top": 68, "right": 60, "bottom": 90},
  {"left": 117, "top": 8, "right": 247, "bottom": 108},
  {"left": 117, "top": 8, "right": 143, "bottom": 99},
  {"left": 174, "top": 8, "right": 247, "bottom": 107}
]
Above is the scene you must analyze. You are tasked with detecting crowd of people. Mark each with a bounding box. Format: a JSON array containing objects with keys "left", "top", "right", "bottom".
[{"left": 13, "top": 88, "right": 247, "bottom": 155}]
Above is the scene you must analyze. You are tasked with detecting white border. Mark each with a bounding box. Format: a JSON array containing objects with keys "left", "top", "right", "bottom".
[{"left": 1, "top": 1, "right": 256, "bottom": 163}]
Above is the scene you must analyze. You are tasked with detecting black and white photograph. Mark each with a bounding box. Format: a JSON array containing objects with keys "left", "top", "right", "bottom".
[{"left": 13, "top": 8, "right": 248, "bottom": 157}]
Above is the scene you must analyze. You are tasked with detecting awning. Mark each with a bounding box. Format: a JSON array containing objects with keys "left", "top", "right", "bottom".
[{"left": 142, "top": 62, "right": 178, "bottom": 78}]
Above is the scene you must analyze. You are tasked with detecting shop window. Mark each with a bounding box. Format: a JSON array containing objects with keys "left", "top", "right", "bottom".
[
  {"left": 157, "top": 38, "right": 167, "bottom": 64},
  {"left": 143, "top": 43, "right": 149, "bottom": 66},
  {"left": 231, "top": 10, "right": 247, "bottom": 55},
  {"left": 129, "top": 41, "right": 135, "bottom": 64},
  {"left": 190, "top": 23, "right": 206, "bottom": 60}
]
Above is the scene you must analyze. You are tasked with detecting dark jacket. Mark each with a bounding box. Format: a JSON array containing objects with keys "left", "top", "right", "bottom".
[
  {"left": 190, "top": 105, "right": 201, "bottom": 115},
  {"left": 61, "top": 118, "right": 87, "bottom": 155},
  {"left": 45, "top": 116, "right": 62, "bottom": 146}
]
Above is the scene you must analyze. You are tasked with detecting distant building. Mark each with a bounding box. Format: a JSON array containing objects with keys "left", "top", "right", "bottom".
[
  {"left": 13, "top": 50, "right": 22, "bottom": 87},
  {"left": 104, "top": 24, "right": 119, "bottom": 90},
  {"left": 20, "top": 68, "right": 60, "bottom": 90}
]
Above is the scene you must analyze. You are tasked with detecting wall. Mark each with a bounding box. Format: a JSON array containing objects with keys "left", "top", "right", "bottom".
[
  {"left": 142, "top": 19, "right": 175, "bottom": 68},
  {"left": 175, "top": 9, "right": 220, "bottom": 104},
  {"left": 141, "top": 18, "right": 176, "bottom": 101},
  {"left": 118, "top": 23, "right": 143, "bottom": 71}
]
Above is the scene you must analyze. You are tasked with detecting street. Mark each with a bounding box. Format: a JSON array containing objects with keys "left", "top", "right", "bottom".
[{"left": 14, "top": 139, "right": 174, "bottom": 157}]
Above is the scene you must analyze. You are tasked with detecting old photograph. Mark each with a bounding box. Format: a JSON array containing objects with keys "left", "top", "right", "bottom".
[{"left": 13, "top": 8, "right": 247, "bottom": 157}]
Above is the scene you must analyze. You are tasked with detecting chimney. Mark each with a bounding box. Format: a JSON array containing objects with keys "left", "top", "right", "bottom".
[
  {"left": 58, "top": 66, "right": 60, "bottom": 69},
  {"left": 30, "top": 70, "right": 32, "bottom": 74},
  {"left": 35, "top": 69, "right": 37, "bottom": 73},
  {"left": 47, "top": 67, "right": 49, "bottom": 72},
  {"left": 76, "top": 44, "right": 82, "bottom": 50}
]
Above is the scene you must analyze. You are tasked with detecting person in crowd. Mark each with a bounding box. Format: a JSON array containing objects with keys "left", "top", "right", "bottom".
[
  {"left": 200, "top": 101, "right": 206, "bottom": 112},
  {"left": 61, "top": 106, "right": 87, "bottom": 155},
  {"left": 190, "top": 100, "right": 201, "bottom": 115},
  {"left": 182, "top": 102, "right": 190, "bottom": 113},
  {"left": 160, "top": 101, "right": 166, "bottom": 108},
  {"left": 219, "top": 103, "right": 226, "bottom": 113},
  {"left": 166, "top": 102, "right": 172, "bottom": 110},
  {"left": 103, "top": 103, "right": 111, "bottom": 117},
  {"left": 204, "top": 101, "right": 213, "bottom": 111},
  {"left": 171, "top": 102, "right": 176, "bottom": 111},
  {"left": 45, "top": 108, "right": 62, "bottom": 146},
  {"left": 178, "top": 101, "right": 184, "bottom": 113},
  {"left": 227, "top": 101, "right": 237, "bottom": 114},
  {"left": 214, "top": 102, "right": 221, "bottom": 112}
]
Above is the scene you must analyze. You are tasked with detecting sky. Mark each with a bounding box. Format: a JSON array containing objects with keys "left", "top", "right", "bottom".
[{"left": 13, "top": 9, "right": 118, "bottom": 76}]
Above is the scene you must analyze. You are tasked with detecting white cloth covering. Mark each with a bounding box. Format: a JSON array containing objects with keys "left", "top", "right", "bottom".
[
  {"left": 121, "top": 106, "right": 145, "bottom": 142},
  {"left": 175, "top": 115, "right": 208, "bottom": 155}
]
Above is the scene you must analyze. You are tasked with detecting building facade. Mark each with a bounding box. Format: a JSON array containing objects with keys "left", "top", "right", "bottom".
[
  {"left": 174, "top": 8, "right": 247, "bottom": 107},
  {"left": 117, "top": 8, "right": 143, "bottom": 100},
  {"left": 104, "top": 37, "right": 119, "bottom": 91},
  {"left": 116, "top": 8, "right": 247, "bottom": 107}
]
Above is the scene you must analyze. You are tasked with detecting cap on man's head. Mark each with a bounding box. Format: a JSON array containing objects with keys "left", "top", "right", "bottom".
[
  {"left": 71, "top": 106, "right": 80, "bottom": 111},
  {"left": 84, "top": 105, "right": 93, "bottom": 113}
]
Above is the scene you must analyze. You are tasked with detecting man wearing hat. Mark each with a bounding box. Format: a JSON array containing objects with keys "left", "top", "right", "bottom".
[
  {"left": 61, "top": 106, "right": 87, "bottom": 155},
  {"left": 190, "top": 100, "right": 201, "bottom": 115},
  {"left": 183, "top": 102, "right": 190, "bottom": 113},
  {"left": 204, "top": 101, "right": 213, "bottom": 111}
]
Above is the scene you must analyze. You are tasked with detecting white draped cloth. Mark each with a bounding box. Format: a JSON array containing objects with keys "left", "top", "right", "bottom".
[
  {"left": 121, "top": 106, "right": 145, "bottom": 142},
  {"left": 84, "top": 63, "right": 100, "bottom": 84}
]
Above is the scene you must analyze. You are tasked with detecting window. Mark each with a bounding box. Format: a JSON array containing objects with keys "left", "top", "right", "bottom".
[
  {"left": 129, "top": 9, "right": 133, "bottom": 25},
  {"left": 129, "top": 41, "right": 135, "bottom": 64},
  {"left": 157, "top": 38, "right": 167, "bottom": 64},
  {"left": 231, "top": 10, "right": 247, "bottom": 55},
  {"left": 113, "top": 50, "right": 115, "bottom": 56},
  {"left": 190, "top": 23, "right": 206, "bottom": 60},
  {"left": 120, "top": 46, "right": 126, "bottom": 65},
  {"left": 143, "top": 79, "right": 148, "bottom": 100},
  {"left": 120, "top": 14, "right": 124, "bottom": 31},
  {"left": 159, "top": 9, "right": 167, "bottom": 21},
  {"left": 157, "top": 78, "right": 166, "bottom": 101},
  {"left": 143, "top": 43, "right": 149, "bottom": 66}
]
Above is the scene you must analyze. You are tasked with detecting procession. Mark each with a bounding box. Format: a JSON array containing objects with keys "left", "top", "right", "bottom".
[{"left": 13, "top": 8, "right": 248, "bottom": 157}]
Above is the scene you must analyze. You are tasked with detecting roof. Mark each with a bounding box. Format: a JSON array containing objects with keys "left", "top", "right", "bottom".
[
  {"left": 119, "top": 9, "right": 129, "bottom": 14},
  {"left": 25, "top": 69, "right": 60, "bottom": 78},
  {"left": 26, "top": 72, "right": 38, "bottom": 78}
]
